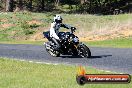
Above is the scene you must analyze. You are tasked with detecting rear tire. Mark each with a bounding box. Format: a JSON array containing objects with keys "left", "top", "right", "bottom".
[
  {"left": 77, "top": 43, "right": 91, "bottom": 58},
  {"left": 48, "top": 50, "right": 60, "bottom": 57},
  {"left": 45, "top": 42, "right": 60, "bottom": 57}
]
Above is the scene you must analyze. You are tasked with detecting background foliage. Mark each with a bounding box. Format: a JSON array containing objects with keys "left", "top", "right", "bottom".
[{"left": 0, "top": 0, "right": 132, "bottom": 14}]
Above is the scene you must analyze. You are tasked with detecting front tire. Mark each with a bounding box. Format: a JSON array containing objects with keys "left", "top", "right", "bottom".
[{"left": 77, "top": 43, "right": 91, "bottom": 58}]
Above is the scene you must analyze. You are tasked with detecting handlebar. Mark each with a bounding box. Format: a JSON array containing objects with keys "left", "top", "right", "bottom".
[{"left": 71, "top": 27, "right": 76, "bottom": 33}]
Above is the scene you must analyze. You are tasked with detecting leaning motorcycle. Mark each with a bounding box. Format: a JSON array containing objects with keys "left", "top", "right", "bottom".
[{"left": 43, "top": 29, "right": 91, "bottom": 58}]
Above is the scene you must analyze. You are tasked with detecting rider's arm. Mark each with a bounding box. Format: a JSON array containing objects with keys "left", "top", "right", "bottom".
[
  {"left": 60, "top": 24, "right": 72, "bottom": 29},
  {"left": 61, "top": 23, "right": 76, "bottom": 32}
]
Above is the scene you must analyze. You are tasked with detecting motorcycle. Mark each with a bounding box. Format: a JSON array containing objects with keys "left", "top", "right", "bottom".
[{"left": 43, "top": 28, "right": 91, "bottom": 58}]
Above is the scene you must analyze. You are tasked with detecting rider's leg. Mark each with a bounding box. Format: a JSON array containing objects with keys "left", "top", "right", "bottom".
[{"left": 51, "top": 38, "right": 60, "bottom": 50}]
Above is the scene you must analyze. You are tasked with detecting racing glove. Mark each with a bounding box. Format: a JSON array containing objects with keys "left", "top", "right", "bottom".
[{"left": 71, "top": 27, "right": 76, "bottom": 32}]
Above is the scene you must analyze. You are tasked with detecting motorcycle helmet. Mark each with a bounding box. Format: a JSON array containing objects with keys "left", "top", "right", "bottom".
[{"left": 54, "top": 15, "right": 63, "bottom": 23}]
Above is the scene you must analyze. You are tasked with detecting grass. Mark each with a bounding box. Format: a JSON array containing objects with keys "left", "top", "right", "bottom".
[
  {"left": 0, "top": 37, "right": 132, "bottom": 48},
  {"left": 87, "top": 37, "right": 132, "bottom": 48},
  {"left": 0, "top": 12, "right": 132, "bottom": 48},
  {"left": 0, "top": 12, "right": 132, "bottom": 88},
  {"left": 0, "top": 40, "right": 44, "bottom": 45},
  {"left": 0, "top": 12, "right": 132, "bottom": 40},
  {"left": 0, "top": 12, "right": 51, "bottom": 41},
  {"left": 0, "top": 58, "right": 131, "bottom": 88}
]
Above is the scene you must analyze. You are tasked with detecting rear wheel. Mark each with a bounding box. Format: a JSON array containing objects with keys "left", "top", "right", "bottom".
[
  {"left": 77, "top": 43, "right": 91, "bottom": 58},
  {"left": 48, "top": 50, "right": 60, "bottom": 57},
  {"left": 45, "top": 42, "right": 60, "bottom": 57}
]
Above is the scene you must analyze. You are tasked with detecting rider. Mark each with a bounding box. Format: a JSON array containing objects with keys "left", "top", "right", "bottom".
[{"left": 49, "top": 15, "right": 76, "bottom": 50}]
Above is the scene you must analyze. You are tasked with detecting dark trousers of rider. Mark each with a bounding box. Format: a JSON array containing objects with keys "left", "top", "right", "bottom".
[{"left": 51, "top": 38, "right": 60, "bottom": 50}]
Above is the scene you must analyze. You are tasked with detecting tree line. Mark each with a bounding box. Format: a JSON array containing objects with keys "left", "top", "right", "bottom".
[{"left": 0, "top": 0, "right": 132, "bottom": 14}]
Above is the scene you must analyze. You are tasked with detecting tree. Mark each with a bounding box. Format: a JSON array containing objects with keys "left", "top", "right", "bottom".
[
  {"left": 27, "top": 0, "right": 33, "bottom": 11},
  {"left": 41, "top": 0, "right": 45, "bottom": 10},
  {"left": 6, "top": 0, "right": 14, "bottom": 12},
  {"left": 55, "top": 0, "right": 60, "bottom": 6},
  {"left": 14, "top": 0, "right": 23, "bottom": 11},
  {"left": 80, "top": 0, "right": 87, "bottom": 4},
  {"left": 1, "top": 0, "right": 131, "bottom": 14},
  {"left": 0, "top": 0, "right": 4, "bottom": 9},
  {"left": 18, "top": 0, "right": 23, "bottom": 10}
]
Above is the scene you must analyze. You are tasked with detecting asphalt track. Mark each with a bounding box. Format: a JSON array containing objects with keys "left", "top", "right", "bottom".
[{"left": 0, "top": 44, "right": 132, "bottom": 74}]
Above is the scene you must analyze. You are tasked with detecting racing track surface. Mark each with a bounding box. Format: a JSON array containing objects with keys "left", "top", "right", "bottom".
[{"left": 0, "top": 44, "right": 132, "bottom": 74}]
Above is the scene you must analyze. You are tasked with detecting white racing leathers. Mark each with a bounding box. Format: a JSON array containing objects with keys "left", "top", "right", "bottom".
[{"left": 50, "top": 22, "right": 72, "bottom": 40}]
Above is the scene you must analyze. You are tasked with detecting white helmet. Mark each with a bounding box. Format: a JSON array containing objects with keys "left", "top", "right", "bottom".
[{"left": 54, "top": 15, "right": 63, "bottom": 23}]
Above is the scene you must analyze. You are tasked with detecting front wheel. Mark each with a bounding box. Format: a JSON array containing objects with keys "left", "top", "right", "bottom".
[{"left": 77, "top": 43, "right": 91, "bottom": 58}]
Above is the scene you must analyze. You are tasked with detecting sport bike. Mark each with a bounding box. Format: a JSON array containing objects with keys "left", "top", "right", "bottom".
[{"left": 43, "top": 29, "right": 91, "bottom": 58}]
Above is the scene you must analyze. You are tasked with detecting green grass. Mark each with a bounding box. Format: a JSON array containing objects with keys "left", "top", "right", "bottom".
[
  {"left": 0, "top": 40, "right": 44, "bottom": 45},
  {"left": 0, "top": 12, "right": 132, "bottom": 41},
  {"left": 0, "top": 37, "right": 132, "bottom": 48},
  {"left": 0, "top": 12, "right": 132, "bottom": 48},
  {"left": 0, "top": 12, "right": 52, "bottom": 41},
  {"left": 87, "top": 37, "right": 132, "bottom": 48},
  {"left": 63, "top": 13, "right": 132, "bottom": 31},
  {"left": 0, "top": 58, "right": 131, "bottom": 88}
]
